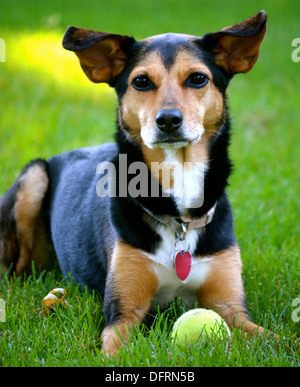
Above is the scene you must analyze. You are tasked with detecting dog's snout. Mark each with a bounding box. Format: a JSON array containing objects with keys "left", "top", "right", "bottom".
[{"left": 155, "top": 109, "right": 183, "bottom": 133}]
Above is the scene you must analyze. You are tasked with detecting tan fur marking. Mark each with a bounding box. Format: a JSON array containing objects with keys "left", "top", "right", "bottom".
[
  {"left": 197, "top": 245, "right": 264, "bottom": 334},
  {"left": 14, "top": 165, "right": 49, "bottom": 275},
  {"left": 101, "top": 240, "right": 158, "bottom": 355}
]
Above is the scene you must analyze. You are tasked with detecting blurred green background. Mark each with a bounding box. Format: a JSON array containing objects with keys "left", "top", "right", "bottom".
[{"left": 0, "top": 0, "right": 299, "bottom": 367}]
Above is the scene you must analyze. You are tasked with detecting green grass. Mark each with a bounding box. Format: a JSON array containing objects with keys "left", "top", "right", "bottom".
[
  {"left": 0, "top": 0, "right": 299, "bottom": 367},
  {"left": 0, "top": 265, "right": 298, "bottom": 367}
]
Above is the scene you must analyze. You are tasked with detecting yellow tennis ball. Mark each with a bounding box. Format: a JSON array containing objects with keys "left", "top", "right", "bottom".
[{"left": 171, "top": 308, "right": 231, "bottom": 347}]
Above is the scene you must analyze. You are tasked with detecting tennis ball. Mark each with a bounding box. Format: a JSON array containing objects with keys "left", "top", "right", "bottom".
[{"left": 171, "top": 308, "right": 231, "bottom": 347}]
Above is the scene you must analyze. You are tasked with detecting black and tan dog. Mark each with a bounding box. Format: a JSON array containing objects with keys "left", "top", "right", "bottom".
[{"left": 0, "top": 11, "right": 269, "bottom": 354}]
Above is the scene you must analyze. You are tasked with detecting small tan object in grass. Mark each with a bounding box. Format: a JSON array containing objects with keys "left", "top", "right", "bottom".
[{"left": 42, "top": 288, "right": 68, "bottom": 316}]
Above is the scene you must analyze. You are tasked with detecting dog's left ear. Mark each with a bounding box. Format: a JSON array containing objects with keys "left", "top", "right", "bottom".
[
  {"left": 63, "top": 27, "right": 136, "bottom": 85},
  {"left": 202, "top": 10, "right": 267, "bottom": 76}
]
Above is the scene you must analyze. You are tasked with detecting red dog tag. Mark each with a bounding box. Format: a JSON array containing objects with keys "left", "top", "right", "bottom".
[{"left": 172, "top": 250, "right": 192, "bottom": 281}]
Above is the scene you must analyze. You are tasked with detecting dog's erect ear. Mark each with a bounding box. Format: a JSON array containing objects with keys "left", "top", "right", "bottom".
[
  {"left": 202, "top": 11, "right": 267, "bottom": 76},
  {"left": 63, "top": 27, "right": 136, "bottom": 85}
]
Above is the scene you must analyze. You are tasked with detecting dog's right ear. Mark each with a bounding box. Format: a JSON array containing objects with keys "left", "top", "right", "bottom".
[{"left": 63, "top": 27, "right": 136, "bottom": 85}]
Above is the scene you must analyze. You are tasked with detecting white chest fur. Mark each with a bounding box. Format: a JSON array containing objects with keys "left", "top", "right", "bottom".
[
  {"left": 145, "top": 224, "right": 213, "bottom": 308},
  {"left": 162, "top": 149, "right": 206, "bottom": 213}
]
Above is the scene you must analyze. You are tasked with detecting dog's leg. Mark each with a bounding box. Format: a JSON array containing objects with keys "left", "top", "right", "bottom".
[
  {"left": 101, "top": 240, "right": 158, "bottom": 356},
  {"left": 0, "top": 160, "right": 52, "bottom": 276},
  {"left": 197, "top": 245, "right": 266, "bottom": 335}
]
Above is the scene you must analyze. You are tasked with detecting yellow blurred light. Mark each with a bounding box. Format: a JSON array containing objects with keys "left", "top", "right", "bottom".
[{"left": 9, "top": 31, "right": 114, "bottom": 97}]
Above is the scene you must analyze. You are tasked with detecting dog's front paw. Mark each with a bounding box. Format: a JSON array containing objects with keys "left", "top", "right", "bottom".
[{"left": 101, "top": 324, "right": 128, "bottom": 357}]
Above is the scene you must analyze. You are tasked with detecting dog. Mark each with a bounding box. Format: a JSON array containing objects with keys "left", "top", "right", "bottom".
[{"left": 0, "top": 11, "right": 269, "bottom": 355}]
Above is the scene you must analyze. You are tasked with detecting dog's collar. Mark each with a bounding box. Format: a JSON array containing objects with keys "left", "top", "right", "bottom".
[
  {"left": 180, "top": 204, "right": 217, "bottom": 231},
  {"left": 141, "top": 203, "right": 217, "bottom": 234}
]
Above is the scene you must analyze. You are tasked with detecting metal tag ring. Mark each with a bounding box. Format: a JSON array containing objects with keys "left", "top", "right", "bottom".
[{"left": 174, "top": 237, "right": 190, "bottom": 252}]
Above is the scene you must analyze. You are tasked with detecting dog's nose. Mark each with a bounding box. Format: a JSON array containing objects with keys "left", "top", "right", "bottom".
[{"left": 155, "top": 109, "right": 183, "bottom": 133}]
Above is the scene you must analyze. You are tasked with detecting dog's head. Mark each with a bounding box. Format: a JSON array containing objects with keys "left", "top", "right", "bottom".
[{"left": 63, "top": 11, "right": 266, "bottom": 159}]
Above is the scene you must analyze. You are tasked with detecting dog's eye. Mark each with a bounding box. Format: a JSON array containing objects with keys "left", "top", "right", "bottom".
[
  {"left": 132, "top": 75, "right": 153, "bottom": 91},
  {"left": 186, "top": 72, "right": 209, "bottom": 88}
]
